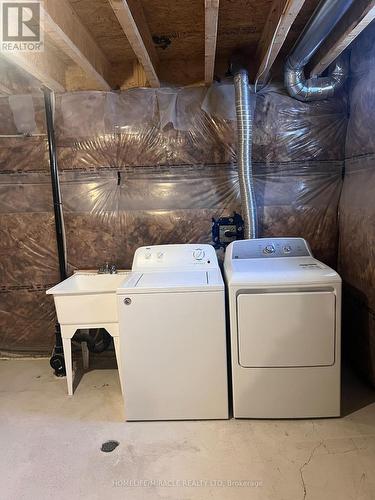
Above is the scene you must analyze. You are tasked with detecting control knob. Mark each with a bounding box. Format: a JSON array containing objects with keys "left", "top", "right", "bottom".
[
  {"left": 263, "top": 244, "right": 275, "bottom": 255},
  {"left": 193, "top": 248, "right": 205, "bottom": 261}
]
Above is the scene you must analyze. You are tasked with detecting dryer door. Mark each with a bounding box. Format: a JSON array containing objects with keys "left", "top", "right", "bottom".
[{"left": 237, "top": 291, "right": 335, "bottom": 367}]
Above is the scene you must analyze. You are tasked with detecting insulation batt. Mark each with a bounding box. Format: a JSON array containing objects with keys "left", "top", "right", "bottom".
[
  {"left": 339, "top": 22, "right": 375, "bottom": 386},
  {"left": 0, "top": 81, "right": 347, "bottom": 353}
]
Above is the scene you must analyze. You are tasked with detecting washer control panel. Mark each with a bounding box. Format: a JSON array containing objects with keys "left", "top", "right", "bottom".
[
  {"left": 132, "top": 244, "right": 218, "bottom": 270},
  {"left": 231, "top": 238, "right": 312, "bottom": 259}
]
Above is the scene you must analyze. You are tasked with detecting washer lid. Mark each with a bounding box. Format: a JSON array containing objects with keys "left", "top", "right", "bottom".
[{"left": 118, "top": 270, "right": 224, "bottom": 293}]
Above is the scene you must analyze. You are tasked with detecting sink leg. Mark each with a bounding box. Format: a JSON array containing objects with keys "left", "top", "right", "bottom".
[
  {"left": 81, "top": 341, "right": 89, "bottom": 370},
  {"left": 113, "top": 336, "right": 124, "bottom": 394},
  {"left": 62, "top": 337, "right": 73, "bottom": 396}
]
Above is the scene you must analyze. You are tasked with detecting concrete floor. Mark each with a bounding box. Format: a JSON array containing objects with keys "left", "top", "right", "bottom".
[{"left": 1, "top": 358, "right": 375, "bottom": 500}]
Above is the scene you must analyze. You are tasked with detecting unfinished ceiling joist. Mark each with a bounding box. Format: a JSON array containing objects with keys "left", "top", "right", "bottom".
[
  {"left": 2, "top": 0, "right": 112, "bottom": 92},
  {"left": 310, "top": 0, "right": 375, "bottom": 76},
  {"left": 108, "top": 0, "right": 160, "bottom": 87},
  {"left": 255, "top": 0, "right": 306, "bottom": 82},
  {"left": 2, "top": 47, "right": 66, "bottom": 93},
  {"left": 0, "top": 82, "right": 12, "bottom": 95},
  {"left": 42, "top": 0, "right": 111, "bottom": 90},
  {"left": 205, "top": 0, "right": 220, "bottom": 85}
]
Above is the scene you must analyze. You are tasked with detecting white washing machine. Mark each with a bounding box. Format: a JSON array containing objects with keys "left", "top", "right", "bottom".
[
  {"left": 117, "top": 244, "right": 228, "bottom": 421},
  {"left": 224, "top": 238, "right": 341, "bottom": 419}
]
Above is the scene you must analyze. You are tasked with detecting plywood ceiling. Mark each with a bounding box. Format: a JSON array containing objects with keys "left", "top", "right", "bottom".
[
  {"left": 141, "top": 0, "right": 205, "bottom": 61},
  {"left": 68, "top": 0, "right": 137, "bottom": 63},
  {"left": 65, "top": 0, "right": 320, "bottom": 81},
  {"left": 0, "top": 0, "right": 370, "bottom": 93},
  {"left": 218, "top": 0, "right": 273, "bottom": 60}
]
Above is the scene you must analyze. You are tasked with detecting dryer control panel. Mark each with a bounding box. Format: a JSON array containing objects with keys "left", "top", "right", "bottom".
[
  {"left": 132, "top": 244, "right": 219, "bottom": 271},
  {"left": 229, "top": 238, "right": 312, "bottom": 259}
]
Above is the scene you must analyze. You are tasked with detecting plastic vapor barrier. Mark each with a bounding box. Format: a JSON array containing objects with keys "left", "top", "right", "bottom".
[
  {"left": 339, "top": 22, "right": 375, "bottom": 386},
  {"left": 0, "top": 82, "right": 347, "bottom": 353},
  {"left": 0, "top": 94, "right": 58, "bottom": 353}
]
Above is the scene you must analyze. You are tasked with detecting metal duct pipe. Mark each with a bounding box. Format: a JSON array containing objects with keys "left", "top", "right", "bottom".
[
  {"left": 285, "top": 0, "right": 354, "bottom": 101},
  {"left": 233, "top": 69, "right": 258, "bottom": 239}
]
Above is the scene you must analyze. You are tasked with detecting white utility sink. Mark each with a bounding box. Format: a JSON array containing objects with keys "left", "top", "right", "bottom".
[
  {"left": 47, "top": 271, "right": 130, "bottom": 325},
  {"left": 47, "top": 271, "right": 130, "bottom": 396}
]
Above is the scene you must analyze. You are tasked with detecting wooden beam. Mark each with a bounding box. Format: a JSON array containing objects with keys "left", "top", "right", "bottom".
[
  {"left": 117, "top": 60, "right": 148, "bottom": 88},
  {"left": 66, "top": 60, "right": 148, "bottom": 90},
  {"left": 108, "top": 0, "right": 160, "bottom": 87},
  {"left": 2, "top": 46, "right": 66, "bottom": 92},
  {"left": 0, "top": 82, "right": 12, "bottom": 95},
  {"left": 310, "top": 0, "right": 375, "bottom": 76},
  {"left": 42, "top": 0, "right": 111, "bottom": 90},
  {"left": 205, "top": 0, "right": 220, "bottom": 85},
  {"left": 255, "top": 0, "right": 306, "bottom": 82}
]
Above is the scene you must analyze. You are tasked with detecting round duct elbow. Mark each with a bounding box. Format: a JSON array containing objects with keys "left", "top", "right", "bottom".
[{"left": 285, "top": 56, "right": 348, "bottom": 102}]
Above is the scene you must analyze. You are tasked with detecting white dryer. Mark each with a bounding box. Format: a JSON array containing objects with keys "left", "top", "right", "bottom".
[
  {"left": 224, "top": 238, "right": 341, "bottom": 419},
  {"left": 117, "top": 244, "right": 228, "bottom": 421}
]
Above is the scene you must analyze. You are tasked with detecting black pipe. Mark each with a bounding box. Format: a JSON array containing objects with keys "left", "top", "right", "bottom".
[
  {"left": 43, "top": 88, "right": 67, "bottom": 281},
  {"left": 43, "top": 87, "right": 67, "bottom": 376}
]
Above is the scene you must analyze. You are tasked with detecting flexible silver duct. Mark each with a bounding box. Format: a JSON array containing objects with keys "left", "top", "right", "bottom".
[
  {"left": 234, "top": 69, "right": 258, "bottom": 239},
  {"left": 285, "top": 0, "right": 354, "bottom": 101}
]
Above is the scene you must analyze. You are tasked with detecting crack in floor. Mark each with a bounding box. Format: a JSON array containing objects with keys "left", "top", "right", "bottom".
[{"left": 300, "top": 441, "right": 324, "bottom": 500}]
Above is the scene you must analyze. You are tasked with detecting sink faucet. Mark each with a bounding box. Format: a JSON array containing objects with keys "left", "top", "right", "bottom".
[{"left": 98, "top": 262, "right": 117, "bottom": 274}]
